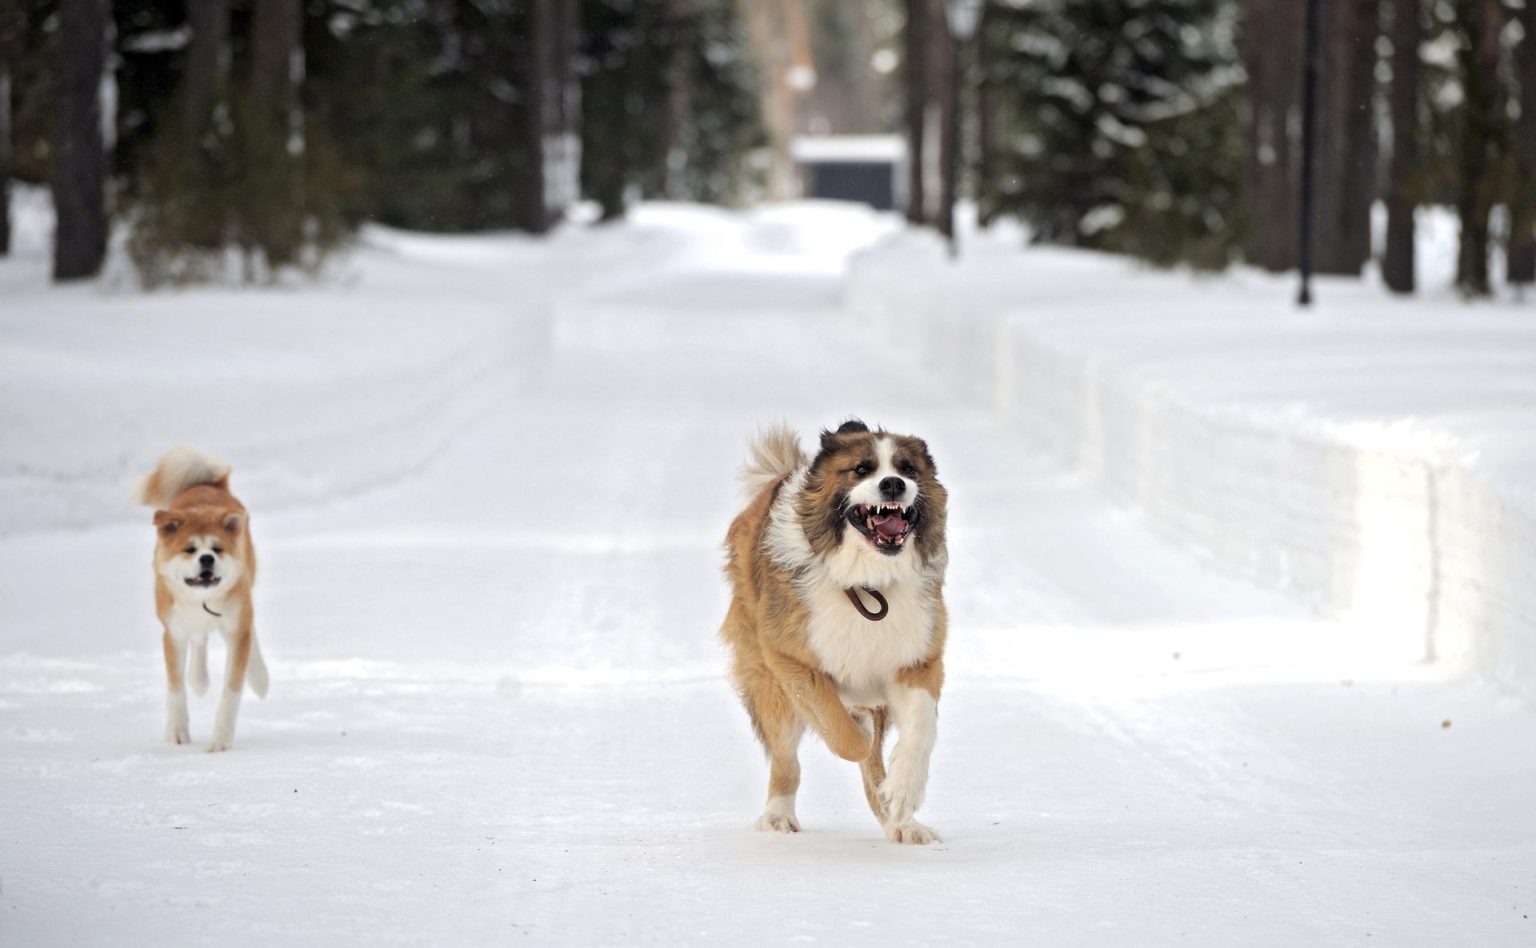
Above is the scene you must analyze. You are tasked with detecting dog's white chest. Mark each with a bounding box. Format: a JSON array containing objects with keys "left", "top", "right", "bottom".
[
  {"left": 804, "top": 581, "right": 935, "bottom": 706},
  {"left": 166, "top": 597, "right": 237, "bottom": 642}
]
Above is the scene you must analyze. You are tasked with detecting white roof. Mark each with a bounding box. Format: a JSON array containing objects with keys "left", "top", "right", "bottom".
[{"left": 791, "top": 135, "right": 904, "bottom": 164}]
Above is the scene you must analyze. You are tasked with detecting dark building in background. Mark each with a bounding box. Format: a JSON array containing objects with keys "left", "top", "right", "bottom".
[{"left": 793, "top": 135, "right": 903, "bottom": 210}]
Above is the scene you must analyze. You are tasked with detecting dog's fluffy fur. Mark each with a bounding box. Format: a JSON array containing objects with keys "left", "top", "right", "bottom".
[
  {"left": 720, "top": 420, "right": 949, "bottom": 844},
  {"left": 140, "top": 447, "right": 268, "bottom": 752}
]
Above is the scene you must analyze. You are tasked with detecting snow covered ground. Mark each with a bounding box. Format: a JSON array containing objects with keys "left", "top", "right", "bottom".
[{"left": 1, "top": 201, "right": 1533, "bottom": 944}]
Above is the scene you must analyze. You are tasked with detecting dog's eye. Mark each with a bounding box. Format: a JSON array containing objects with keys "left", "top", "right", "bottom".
[
  {"left": 853, "top": 463, "right": 872, "bottom": 477},
  {"left": 899, "top": 461, "right": 918, "bottom": 476},
  {"left": 211, "top": 546, "right": 223, "bottom": 555},
  {"left": 183, "top": 546, "right": 195, "bottom": 555}
]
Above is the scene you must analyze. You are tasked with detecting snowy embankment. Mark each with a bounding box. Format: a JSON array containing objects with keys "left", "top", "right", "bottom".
[
  {"left": 0, "top": 196, "right": 697, "bottom": 537},
  {"left": 849, "top": 232, "right": 1536, "bottom": 701}
]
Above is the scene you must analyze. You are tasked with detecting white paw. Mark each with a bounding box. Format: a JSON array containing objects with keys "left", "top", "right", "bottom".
[
  {"left": 878, "top": 763, "right": 926, "bottom": 826},
  {"left": 165, "top": 722, "right": 190, "bottom": 744},
  {"left": 206, "top": 735, "right": 232, "bottom": 753},
  {"left": 885, "top": 819, "right": 941, "bottom": 845},
  {"left": 753, "top": 811, "right": 801, "bottom": 833}
]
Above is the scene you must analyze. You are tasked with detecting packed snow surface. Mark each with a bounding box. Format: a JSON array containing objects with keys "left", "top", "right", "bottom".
[{"left": 1, "top": 202, "right": 1533, "bottom": 944}]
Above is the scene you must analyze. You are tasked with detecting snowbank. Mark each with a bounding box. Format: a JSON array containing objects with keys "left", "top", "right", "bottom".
[
  {"left": 0, "top": 204, "right": 664, "bottom": 536},
  {"left": 0, "top": 199, "right": 890, "bottom": 537},
  {"left": 849, "top": 231, "right": 1536, "bottom": 700}
]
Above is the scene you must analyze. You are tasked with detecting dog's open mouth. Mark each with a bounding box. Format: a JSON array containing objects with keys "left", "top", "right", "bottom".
[
  {"left": 185, "top": 575, "right": 222, "bottom": 588},
  {"left": 848, "top": 503, "right": 917, "bottom": 555}
]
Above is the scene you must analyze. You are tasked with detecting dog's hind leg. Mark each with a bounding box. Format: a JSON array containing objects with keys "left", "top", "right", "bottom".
[
  {"left": 857, "top": 707, "right": 889, "bottom": 824},
  {"left": 749, "top": 682, "right": 805, "bottom": 833},
  {"left": 162, "top": 631, "right": 191, "bottom": 744}
]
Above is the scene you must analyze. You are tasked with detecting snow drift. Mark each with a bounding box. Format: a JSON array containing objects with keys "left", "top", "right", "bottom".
[{"left": 849, "top": 231, "right": 1536, "bottom": 702}]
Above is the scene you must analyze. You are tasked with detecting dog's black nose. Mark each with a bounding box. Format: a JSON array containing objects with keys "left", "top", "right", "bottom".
[
  {"left": 199, "top": 553, "right": 215, "bottom": 569},
  {"left": 879, "top": 476, "right": 906, "bottom": 500}
]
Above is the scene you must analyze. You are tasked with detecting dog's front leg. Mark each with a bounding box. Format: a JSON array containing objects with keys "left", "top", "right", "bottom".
[
  {"left": 880, "top": 683, "right": 941, "bottom": 844},
  {"left": 187, "top": 638, "right": 209, "bottom": 696},
  {"left": 162, "top": 630, "right": 190, "bottom": 744},
  {"left": 763, "top": 649, "right": 871, "bottom": 762},
  {"left": 208, "top": 620, "right": 252, "bottom": 753}
]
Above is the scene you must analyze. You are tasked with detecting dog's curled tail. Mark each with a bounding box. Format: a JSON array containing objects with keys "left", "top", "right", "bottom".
[
  {"left": 738, "top": 423, "right": 805, "bottom": 499},
  {"left": 138, "top": 446, "right": 232, "bottom": 507}
]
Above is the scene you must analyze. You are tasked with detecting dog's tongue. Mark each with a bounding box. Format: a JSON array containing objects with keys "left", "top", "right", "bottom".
[{"left": 872, "top": 513, "right": 908, "bottom": 538}]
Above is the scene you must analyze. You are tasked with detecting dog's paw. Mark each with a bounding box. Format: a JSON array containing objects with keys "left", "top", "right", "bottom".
[
  {"left": 878, "top": 765, "right": 926, "bottom": 826},
  {"left": 206, "top": 735, "right": 232, "bottom": 753},
  {"left": 884, "top": 819, "right": 941, "bottom": 845},
  {"left": 753, "top": 811, "right": 801, "bottom": 833},
  {"left": 165, "top": 723, "right": 191, "bottom": 745}
]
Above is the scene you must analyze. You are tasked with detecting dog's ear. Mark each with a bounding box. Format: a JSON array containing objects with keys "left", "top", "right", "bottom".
[
  {"left": 819, "top": 419, "right": 868, "bottom": 452},
  {"left": 153, "top": 510, "right": 183, "bottom": 537},
  {"left": 221, "top": 512, "right": 245, "bottom": 535}
]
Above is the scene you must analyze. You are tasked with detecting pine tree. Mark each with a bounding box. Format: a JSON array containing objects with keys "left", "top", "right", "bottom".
[
  {"left": 978, "top": 0, "right": 1244, "bottom": 268},
  {"left": 576, "top": 0, "right": 761, "bottom": 221}
]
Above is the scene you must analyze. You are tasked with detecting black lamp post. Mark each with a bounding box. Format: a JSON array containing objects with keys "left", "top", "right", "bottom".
[
  {"left": 1297, "top": 0, "right": 1322, "bottom": 306},
  {"left": 945, "top": 0, "right": 985, "bottom": 260}
]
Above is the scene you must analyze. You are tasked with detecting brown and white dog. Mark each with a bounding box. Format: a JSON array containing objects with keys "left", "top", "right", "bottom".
[
  {"left": 720, "top": 419, "right": 949, "bottom": 844},
  {"left": 140, "top": 447, "right": 268, "bottom": 752}
]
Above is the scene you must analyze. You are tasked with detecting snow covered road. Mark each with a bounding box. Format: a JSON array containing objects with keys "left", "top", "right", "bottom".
[{"left": 2, "top": 206, "right": 1533, "bottom": 944}]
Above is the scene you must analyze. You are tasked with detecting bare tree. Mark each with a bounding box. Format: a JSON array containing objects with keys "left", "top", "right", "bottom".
[
  {"left": 184, "top": 0, "right": 231, "bottom": 130},
  {"left": 1384, "top": 0, "right": 1422, "bottom": 293},
  {"left": 1510, "top": 0, "right": 1536, "bottom": 287},
  {"left": 52, "top": 0, "right": 108, "bottom": 281}
]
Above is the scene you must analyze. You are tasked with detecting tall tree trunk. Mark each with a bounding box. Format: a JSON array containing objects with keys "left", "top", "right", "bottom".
[
  {"left": 1240, "top": 0, "right": 1303, "bottom": 272},
  {"left": 52, "top": 0, "right": 108, "bottom": 282},
  {"left": 0, "top": 3, "right": 15, "bottom": 257},
  {"left": 1384, "top": 0, "right": 1422, "bottom": 294},
  {"left": 937, "top": 0, "right": 956, "bottom": 243},
  {"left": 552, "top": 0, "right": 577, "bottom": 216},
  {"left": 903, "top": 0, "right": 929, "bottom": 224},
  {"left": 519, "top": 0, "right": 552, "bottom": 232},
  {"left": 249, "top": 0, "right": 299, "bottom": 121},
  {"left": 1509, "top": 0, "right": 1536, "bottom": 286},
  {"left": 1, "top": 66, "right": 11, "bottom": 257},
  {"left": 975, "top": 3, "right": 996, "bottom": 226},
  {"left": 662, "top": 0, "right": 693, "bottom": 199},
  {"left": 1314, "top": 0, "right": 1378, "bottom": 276},
  {"left": 183, "top": 0, "right": 230, "bottom": 130},
  {"left": 1455, "top": 0, "right": 1504, "bottom": 296}
]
